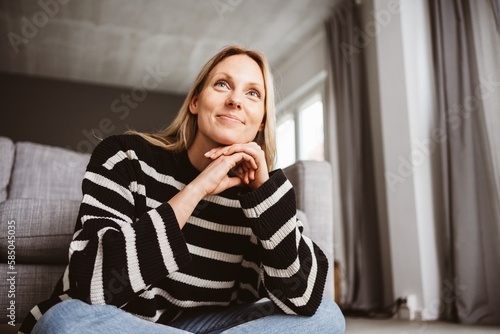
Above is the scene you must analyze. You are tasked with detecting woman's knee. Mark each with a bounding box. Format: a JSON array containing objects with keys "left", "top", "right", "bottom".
[
  {"left": 32, "top": 299, "right": 90, "bottom": 334},
  {"left": 313, "top": 297, "right": 345, "bottom": 334}
]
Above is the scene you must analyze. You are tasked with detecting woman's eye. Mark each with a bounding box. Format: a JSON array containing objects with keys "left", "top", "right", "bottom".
[
  {"left": 215, "top": 80, "right": 228, "bottom": 88},
  {"left": 248, "top": 90, "right": 261, "bottom": 98}
]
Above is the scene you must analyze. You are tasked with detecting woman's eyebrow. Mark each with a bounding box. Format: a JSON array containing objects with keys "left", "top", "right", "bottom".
[
  {"left": 213, "top": 72, "right": 264, "bottom": 89},
  {"left": 212, "top": 72, "right": 232, "bottom": 79}
]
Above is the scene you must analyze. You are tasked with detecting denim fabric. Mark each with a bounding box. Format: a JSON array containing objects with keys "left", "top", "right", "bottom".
[{"left": 32, "top": 297, "right": 345, "bottom": 334}]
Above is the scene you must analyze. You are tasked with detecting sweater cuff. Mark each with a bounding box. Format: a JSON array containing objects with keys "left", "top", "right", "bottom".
[
  {"left": 238, "top": 169, "right": 288, "bottom": 213},
  {"left": 238, "top": 169, "right": 297, "bottom": 235},
  {"left": 152, "top": 203, "right": 192, "bottom": 272}
]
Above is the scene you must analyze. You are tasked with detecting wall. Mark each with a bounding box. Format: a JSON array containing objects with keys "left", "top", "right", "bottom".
[
  {"left": 273, "top": 31, "right": 327, "bottom": 103},
  {"left": 363, "top": 0, "right": 441, "bottom": 320},
  {"left": 0, "top": 72, "right": 185, "bottom": 152}
]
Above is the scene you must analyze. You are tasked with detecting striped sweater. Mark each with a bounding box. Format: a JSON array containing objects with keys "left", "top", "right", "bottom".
[{"left": 19, "top": 134, "right": 328, "bottom": 333}]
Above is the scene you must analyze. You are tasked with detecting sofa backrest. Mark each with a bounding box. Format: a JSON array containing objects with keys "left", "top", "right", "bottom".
[
  {"left": 0, "top": 138, "right": 91, "bottom": 265},
  {"left": 0, "top": 138, "right": 93, "bottom": 325},
  {"left": 8, "top": 141, "right": 91, "bottom": 201}
]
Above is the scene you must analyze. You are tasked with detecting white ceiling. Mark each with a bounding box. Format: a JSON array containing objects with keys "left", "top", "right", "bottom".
[{"left": 0, "top": 0, "right": 337, "bottom": 94}]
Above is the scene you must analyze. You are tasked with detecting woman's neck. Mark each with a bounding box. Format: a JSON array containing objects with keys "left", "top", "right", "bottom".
[{"left": 187, "top": 135, "right": 221, "bottom": 172}]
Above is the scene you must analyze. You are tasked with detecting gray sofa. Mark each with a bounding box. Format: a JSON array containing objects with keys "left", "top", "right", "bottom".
[{"left": 0, "top": 136, "right": 334, "bottom": 331}]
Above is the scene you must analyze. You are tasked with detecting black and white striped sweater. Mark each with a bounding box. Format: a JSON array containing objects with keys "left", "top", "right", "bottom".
[{"left": 19, "top": 134, "right": 328, "bottom": 333}]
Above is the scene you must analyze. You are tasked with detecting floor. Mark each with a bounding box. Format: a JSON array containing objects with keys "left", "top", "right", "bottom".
[{"left": 346, "top": 317, "right": 500, "bottom": 333}]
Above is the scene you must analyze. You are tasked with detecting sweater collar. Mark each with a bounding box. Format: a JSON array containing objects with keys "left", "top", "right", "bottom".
[{"left": 176, "top": 149, "right": 201, "bottom": 182}]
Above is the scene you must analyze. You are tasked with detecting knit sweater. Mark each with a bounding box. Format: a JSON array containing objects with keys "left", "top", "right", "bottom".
[{"left": 19, "top": 134, "right": 328, "bottom": 333}]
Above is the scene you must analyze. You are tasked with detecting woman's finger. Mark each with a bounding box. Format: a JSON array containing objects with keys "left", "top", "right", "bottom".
[
  {"left": 224, "top": 142, "right": 262, "bottom": 157},
  {"left": 205, "top": 143, "right": 263, "bottom": 166},
  {"left": 223, "top": 152, "right": 257, "bottom": 173},
  {"left": 204, "top": 146, "right": 230, "bottom": 160}
]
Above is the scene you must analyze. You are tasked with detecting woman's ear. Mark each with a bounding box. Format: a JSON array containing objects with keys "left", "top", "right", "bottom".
[
  {"left": 258, "top": 123, "right": 264, "bottom": 132},
  {"left": 189, "top": 95, "right": 198, "bottom": 115}
]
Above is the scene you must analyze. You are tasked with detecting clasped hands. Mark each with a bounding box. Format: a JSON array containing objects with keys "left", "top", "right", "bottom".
[{"left": 196, "top": 142, "right": 269, "bottom": 197}]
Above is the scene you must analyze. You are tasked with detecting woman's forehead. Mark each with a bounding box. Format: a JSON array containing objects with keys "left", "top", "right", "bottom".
[{"left": 209, "top": 55, "right": 264, "bottom": 86}]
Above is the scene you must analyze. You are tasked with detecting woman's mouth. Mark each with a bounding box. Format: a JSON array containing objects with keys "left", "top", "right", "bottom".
[{"left": 217, "top": 114, "right": 244, "bottom": 124}]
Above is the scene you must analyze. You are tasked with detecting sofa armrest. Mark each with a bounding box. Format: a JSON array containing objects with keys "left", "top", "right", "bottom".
[
  {"left": 283, "top": 160, "right": 334, "bottom": 300},
  {"left": 0, "top": 137, "right": 15, "bottom": 203}
]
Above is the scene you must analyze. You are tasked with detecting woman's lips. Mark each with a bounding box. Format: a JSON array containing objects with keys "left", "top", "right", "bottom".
[{"left": 217, "top": 114, "right": 244, "bottom": 124}]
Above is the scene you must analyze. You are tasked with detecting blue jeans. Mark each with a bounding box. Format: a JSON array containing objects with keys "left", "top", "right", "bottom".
[{"left": 32, "top": 297, "right": 345, "bottom": 334}]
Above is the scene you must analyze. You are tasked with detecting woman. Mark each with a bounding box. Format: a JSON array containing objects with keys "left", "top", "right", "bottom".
[{"left": 20, "top": 46, "right": 345, "bottom": 334}]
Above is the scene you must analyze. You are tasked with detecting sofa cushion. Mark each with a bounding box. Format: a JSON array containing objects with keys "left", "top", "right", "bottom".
[
  {"left": 0, "top": 137, "right": 15, "bottom": 203},
  {"left": 0, "top": 199, "right": 80, "bottom": 264},
  {"left": 8, "top": 142, "right": 90, "bottom": 200},
  {"left": 0, "top": 263, "right": 66, "bottom": 324},
  {"left": 284, "top": 160, "right": 335, "bottom": 300}
]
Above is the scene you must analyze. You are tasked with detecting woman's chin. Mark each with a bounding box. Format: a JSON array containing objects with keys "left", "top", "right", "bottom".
[{"left": 213, "top": 137, "right": 251, "bottom": 147}]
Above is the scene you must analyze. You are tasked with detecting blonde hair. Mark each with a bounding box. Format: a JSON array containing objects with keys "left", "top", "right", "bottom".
[{"left": 126, "top": 46, "right": 276, "bottom": 171}]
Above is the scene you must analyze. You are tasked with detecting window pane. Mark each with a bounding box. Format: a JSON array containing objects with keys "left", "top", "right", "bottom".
[
  {"left": 298, "top": 98, "right": 324, "bottom": 161},
  {"left": 276, "top": 118, "right": 296, "bottom": 168}
]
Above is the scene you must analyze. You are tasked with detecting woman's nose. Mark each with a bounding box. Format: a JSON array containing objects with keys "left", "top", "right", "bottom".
[{"left": 226, "top": 93, "right": 242, "bottom": 109}]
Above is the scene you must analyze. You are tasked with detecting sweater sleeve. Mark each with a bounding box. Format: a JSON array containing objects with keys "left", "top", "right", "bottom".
[
  {"left": 238, "top": 169, "right": 329, "bottom": 316},
  {"left": 68, "top": 136, "right": 191, "bottom": 307}
]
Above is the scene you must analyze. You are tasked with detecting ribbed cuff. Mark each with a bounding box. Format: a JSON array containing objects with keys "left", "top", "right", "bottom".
[
  {"left": 238, "top": 169, "right": 287, "bottom": 210},
  {"left": 239, "top": 170, "right": 297, "bottom": 240},
  {"left": 153, "top": 203, "right": 192, "bottom": 271}
]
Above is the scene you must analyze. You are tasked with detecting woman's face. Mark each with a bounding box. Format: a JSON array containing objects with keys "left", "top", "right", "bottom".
[{"left": 189, "top": 54, "right": 265, "bottom": 149}]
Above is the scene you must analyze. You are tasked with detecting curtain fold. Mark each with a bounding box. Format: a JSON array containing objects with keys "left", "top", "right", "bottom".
[
  {"left": 324, "top": 0, "right": 384, "bottom": 311},
  {"left": 428, "top": 0, "right": 500, "bottom": 324}
]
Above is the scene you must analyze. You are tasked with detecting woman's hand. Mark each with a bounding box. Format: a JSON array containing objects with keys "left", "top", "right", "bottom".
[
  {"left": 194, "top": 151, "right": 258, "bottom": 196},
  {"left": 204, "top": 142, "right": 269, "bottom": 190},
  {"left": 169, "top": 151, "right": 258, "bottom": 229}
]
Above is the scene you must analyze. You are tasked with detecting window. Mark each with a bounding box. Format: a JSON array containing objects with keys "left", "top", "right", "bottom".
[
  {"left": 275, "top": 87, "right": 325, "bottom": 169},
  {"left": 298, "top": 93, "right": 324, "bottom": 161},
  {"left": 276, "top": 116, "right": 296, "bottom": 168}
]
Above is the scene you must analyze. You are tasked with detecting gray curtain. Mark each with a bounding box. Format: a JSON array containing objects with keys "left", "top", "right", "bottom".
[
  {"left": 496, "top": 0, "right": 500, "bottom": 31},
  {"left": 428, "top": 0, "right": 500, "bottom": 325},
  {"left": 324, "top": 0, "right": 384, "bottom": 311}
]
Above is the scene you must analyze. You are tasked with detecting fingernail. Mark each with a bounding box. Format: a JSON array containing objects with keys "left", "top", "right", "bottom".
[{"left": 204, "top": 151, "right": 211, "bottom": 157}]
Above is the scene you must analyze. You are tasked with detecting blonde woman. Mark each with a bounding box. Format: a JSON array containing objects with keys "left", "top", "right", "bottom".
[{"left": 21, "top": 46, "right": 345, "bottom": 334}]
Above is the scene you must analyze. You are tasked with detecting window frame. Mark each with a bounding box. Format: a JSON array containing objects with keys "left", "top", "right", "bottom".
[{"left": 275, "top": 71, "right": 327, "bottom": 168}]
